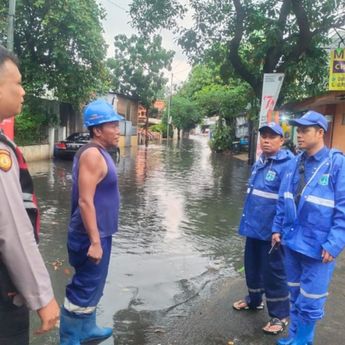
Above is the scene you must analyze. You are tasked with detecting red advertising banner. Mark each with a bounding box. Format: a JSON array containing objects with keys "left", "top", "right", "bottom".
[{"left": 0, "top": 117, "right": 14, "bottom": 140}]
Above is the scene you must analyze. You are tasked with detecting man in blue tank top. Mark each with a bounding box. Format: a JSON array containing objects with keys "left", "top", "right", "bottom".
[
  {"left": 273, "top": 111, "right": 345, "bottom": 345},
  {"left": 60, "top": 99, "right": 124, "bottom": 345}
]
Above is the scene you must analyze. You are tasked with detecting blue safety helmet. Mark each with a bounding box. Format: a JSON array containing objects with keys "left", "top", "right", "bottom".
[{"left": 83, "top": 99, "right": 124, "bottom": 128}]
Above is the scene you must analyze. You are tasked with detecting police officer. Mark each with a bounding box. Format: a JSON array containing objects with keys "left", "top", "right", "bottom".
[
  {"left": 233, "top": 123, "right": 294, "bottom": 334},
  {"left": 60, "top": 99, "right": 123, "bottom": 344},
  {"left": 273, "top": 111, "right": 345, "bottom": 345},
  {"left": 0, "top": 45, "right": 59, "bottom": 344}
]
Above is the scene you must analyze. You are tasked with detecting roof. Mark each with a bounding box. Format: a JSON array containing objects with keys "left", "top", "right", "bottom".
[{"left": 280, "top": 91, "right": 345, "bottom": 112}]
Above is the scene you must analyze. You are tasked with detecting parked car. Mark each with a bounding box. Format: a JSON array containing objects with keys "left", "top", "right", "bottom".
[{"left": 54, "top": 132, "right": 120, "bottom": 162}]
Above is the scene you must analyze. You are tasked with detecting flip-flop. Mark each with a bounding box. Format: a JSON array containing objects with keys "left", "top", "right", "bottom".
[
  {"left": 232, "top": 299, "right": 264, "bottom": 311},
  {"left": 262, "top": 318, "right": 288, "bottom": 335}
]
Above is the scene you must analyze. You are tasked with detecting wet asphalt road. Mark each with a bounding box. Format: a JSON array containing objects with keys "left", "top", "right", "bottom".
[
  {"left": 146, "top": 252, "right": 345, "bottom": 345},
  {"left": 26, "top": 138, "right": 345, "bottom": 345}
]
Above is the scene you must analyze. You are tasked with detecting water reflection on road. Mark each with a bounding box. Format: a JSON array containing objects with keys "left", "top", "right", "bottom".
[{"left": 29, "top": 136, "right": 250, "bottom": 345}]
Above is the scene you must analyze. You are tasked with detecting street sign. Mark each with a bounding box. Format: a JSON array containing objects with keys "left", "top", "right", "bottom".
[{"left": 329, "top": 48, "right": 345, "bottom": 91}]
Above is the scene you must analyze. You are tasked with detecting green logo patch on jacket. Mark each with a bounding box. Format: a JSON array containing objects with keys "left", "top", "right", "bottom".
[{"left": 318, "top": 174, "right": 329, "bottom": 186}]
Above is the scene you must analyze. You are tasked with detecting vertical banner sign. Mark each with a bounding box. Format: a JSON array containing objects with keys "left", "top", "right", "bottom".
[
  {"left": 256, "top": 73, "right": 285, "bottom": 159},
  {"left": 329, "top": 48, "right": 345, "bottom": 91},
  {"left": 0, "top": 117, "right": 14, "bottom": 140}
]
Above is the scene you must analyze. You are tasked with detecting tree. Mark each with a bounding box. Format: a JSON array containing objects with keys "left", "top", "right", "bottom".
[
  {"left": 172, "top": 63, "right": 251, "bottom": 150},
  {"left": 178, "top": 64, "right": 223, "bottom": 100},
  {"left": 129, "top": 0, "right": 345, "bottom": 102},
  {"left": 164, "top": 95, "right": 200, "bottom": 139},
  {"left": 108, "top": 34, "right": 173, "bottom": 108},
  {"left": 107, "top": 34, "right": 174, "bottom": 144},
  {"left": 0, "top": 0, "right": 109, "bottom": 107}
]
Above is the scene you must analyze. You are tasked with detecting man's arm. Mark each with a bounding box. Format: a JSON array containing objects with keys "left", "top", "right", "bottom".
[
  {"left": 272, "top": 170, "right": 289, "bottom": 240},
  {"left": 322, "top": 155, "right": 345, "bottom": 260},
  {"left": 0, "top": 145, "right": 59, "bottom": 332},
  {"left": 271, "top": 155, "right": 294, "bottom": 246},
  {"left": 78, "top": 147, "right": 107, "bottom": 264}
]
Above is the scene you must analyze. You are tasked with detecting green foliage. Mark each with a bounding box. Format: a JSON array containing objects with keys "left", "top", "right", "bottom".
[
  {"left": 163, "top": 95, "right": 201, "bottom": 132},
  {"left": 130, "top": 0, "right": 187, "bottom": 37},
  {"left": 14, "top": 101, "right": 58, "bottom": 146},
  {"left": 178, "top": 64, "right": 223, "bottom": 99},
  {"left": 107, "top": 34, "right": 174, "bottom": 109},
  {"left": 149, "top": 123, "right": 165, "bottom": 133},
  {"left": 177, "top": 64, "right": 251, "bottom": 141},
  {"left": 0, "top": 0, "right": 109, "bottom": 108},
  {"left": 195, "top": 83, "right": 249, "bottom": 125},
  {"left": 209, "top": 121, "right": 232, "bottom": 152},
  {"left": 129, "top": 0, "right": 344, "bottom": 102}
]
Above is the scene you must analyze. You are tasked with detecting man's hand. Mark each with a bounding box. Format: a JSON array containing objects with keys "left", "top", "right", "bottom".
[
  {"left": 87, "top": 242, "right": 103, "bottom": 264},
  {"left": 272, "top": 232, "right": 281, "bottom": 247},
  {"left": 35, "top": 297, "right": 60, "bottom": 335},
  {"left": 322, "top": 249, "right": 334, "bottom": 264}
]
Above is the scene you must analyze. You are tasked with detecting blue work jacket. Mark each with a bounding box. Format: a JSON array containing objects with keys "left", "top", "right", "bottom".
[
  {"left": 239, "top": 149, "right": 294, "bottom": 241},
  {"left": 273, "top": 148, "right": 345, "bottom": 259}
]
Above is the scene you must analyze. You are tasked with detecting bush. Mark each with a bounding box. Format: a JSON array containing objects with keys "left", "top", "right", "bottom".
[
  {"left": 15, "top": 103, "right": 58, "bottom": 146},
  {"left": 209, "top": 123, "right": 232, "bottom": 152},
  {"left": 149, "top": 123, "right": 169, "bottom": 137}
]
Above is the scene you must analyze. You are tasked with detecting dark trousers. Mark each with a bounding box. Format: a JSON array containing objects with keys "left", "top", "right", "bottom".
[
  {"left": 0, "top": 302, "right": 29, "bottom": 345},
  {"left": 244, "top": 237, "right": 289, "bottom": 319}
]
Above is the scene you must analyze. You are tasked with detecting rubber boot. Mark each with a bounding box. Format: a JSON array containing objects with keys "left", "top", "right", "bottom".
[
  {"left": 277, "top": 336, "right": 313, "bottom": 345},
  {"left": 289, "top": 321, "right": 315, "bottom": 345},
  {"left": 59, "top": 307, "right": 84, "bottom": 345},
  {"left": 80, "top": 311, "right": 112, "bottom": 343}
]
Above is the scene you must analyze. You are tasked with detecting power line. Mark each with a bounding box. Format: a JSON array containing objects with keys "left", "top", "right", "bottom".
[{"left": 105, "top": 0, "right": 127, "bottom": 12}]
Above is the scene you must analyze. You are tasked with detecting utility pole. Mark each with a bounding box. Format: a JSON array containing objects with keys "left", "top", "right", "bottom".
[
  {"left": 166, "top": 73, "right": 173, "bottom": 140},
  {"left": 7, "top": 0, "right": 16, "bottom": 51}
]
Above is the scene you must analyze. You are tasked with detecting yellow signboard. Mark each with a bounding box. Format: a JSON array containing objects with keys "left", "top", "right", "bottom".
[{"left": 329, "top": 48, "right": 345, "bottom": 90}]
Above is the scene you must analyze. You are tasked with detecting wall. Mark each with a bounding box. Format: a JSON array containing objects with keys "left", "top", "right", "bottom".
[
  {"left": 331, "top": 102, "right": 345, "bottom": 152},
  {"left": 20, "top": 144, "right": 51, "bottom": 162},
  {"left": 118, "top": 135, "right": 138, "bottom": 148}
]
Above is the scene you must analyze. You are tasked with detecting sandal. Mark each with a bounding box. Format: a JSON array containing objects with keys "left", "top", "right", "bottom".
[
  {"left": 262, "top": 318, "right": 288, "bottom": 335},
  {"left": 232, "top": 299, "right": 264, "bottom": 311}
]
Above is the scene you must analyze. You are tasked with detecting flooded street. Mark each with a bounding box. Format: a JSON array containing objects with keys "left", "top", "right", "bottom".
[{"left": 28, "top": 136, "right": 250, "bottom": 345}]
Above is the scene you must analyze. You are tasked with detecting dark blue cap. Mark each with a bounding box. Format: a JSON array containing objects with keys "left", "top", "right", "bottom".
[
  {"left": 259, "top": 122, "right": 284, "bottom": 136},
  {"left": 289, "top": 110, "right": 328, "bottom": 131}
]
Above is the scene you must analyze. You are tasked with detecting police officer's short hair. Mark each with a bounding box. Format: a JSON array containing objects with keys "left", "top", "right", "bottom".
[{"left": 0, "top": 45, "right": 19, "bottom": 70}]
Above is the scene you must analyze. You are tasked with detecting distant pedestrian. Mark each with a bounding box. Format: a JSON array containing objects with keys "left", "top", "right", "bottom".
[
  {"left": 60, "top": 99, "right": 123, "bottom": 344},
  {"left": 0, "top": 44, "right": 59, "bottom": 344},
  {"left": 273, "top": 111, "right": 345, "bottom": 345},
  {"left": 233, "top": 123, "right": 294, "bottom": 335}
]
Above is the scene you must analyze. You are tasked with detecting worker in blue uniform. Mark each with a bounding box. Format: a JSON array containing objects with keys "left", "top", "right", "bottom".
[
  {"left": 233, "top": 122, "right": 294, "bottom": 335},
  {"left": 273, "top": 110, "right": 345, "bottom": 345},
  {"left": 59, "top": 99, "right": 124, "bottom": 345}
]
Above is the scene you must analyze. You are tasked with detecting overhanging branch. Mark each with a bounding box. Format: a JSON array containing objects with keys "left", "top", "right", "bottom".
[{"left": 228, "top": 0, "right": 261, "bottom": 98}]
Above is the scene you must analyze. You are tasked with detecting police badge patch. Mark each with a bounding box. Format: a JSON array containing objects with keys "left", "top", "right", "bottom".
[{"left": 0, "top": 149, "right": 12, "bottom": 172}]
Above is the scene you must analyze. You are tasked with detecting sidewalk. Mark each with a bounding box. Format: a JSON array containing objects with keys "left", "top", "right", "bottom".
[
  {"left": 147, "top": 253, "right": 345, "bottom": 345},
  {"left": 232, "top": 153, "right": 248, "bottom": 162}
]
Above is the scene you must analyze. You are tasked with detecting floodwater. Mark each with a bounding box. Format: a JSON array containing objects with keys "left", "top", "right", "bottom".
[{"left": 28, "top": 136, "right": 250, "bottom": 345}]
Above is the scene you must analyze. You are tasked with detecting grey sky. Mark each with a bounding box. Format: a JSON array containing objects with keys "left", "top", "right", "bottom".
[{"left": 98, "top": 0, "right": 192, "bottom": 84}]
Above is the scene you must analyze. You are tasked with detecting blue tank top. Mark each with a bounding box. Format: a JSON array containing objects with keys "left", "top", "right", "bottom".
[{"left": 68, "top": 143, "right": 120, "bottom": 237}]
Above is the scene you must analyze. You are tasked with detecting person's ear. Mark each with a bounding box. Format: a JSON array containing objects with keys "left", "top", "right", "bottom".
[{"left": 93, "top": 126, "right": 103, "bottom": 137}]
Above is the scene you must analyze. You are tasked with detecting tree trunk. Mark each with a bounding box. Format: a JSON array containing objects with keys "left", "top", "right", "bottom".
[{"left": 145, "top": 106, "right": 149, "bottom": 147}]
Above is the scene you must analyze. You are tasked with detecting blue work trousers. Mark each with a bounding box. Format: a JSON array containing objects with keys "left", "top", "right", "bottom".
[
  {"left": 284, "top": 246, "right": 335, "bottom": 332},
  {"left": 66, "top": 233, "right": 112, "bottom": 308},
  {"left": 244, "top": 237, "right": 289, "bottom": 319}
]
